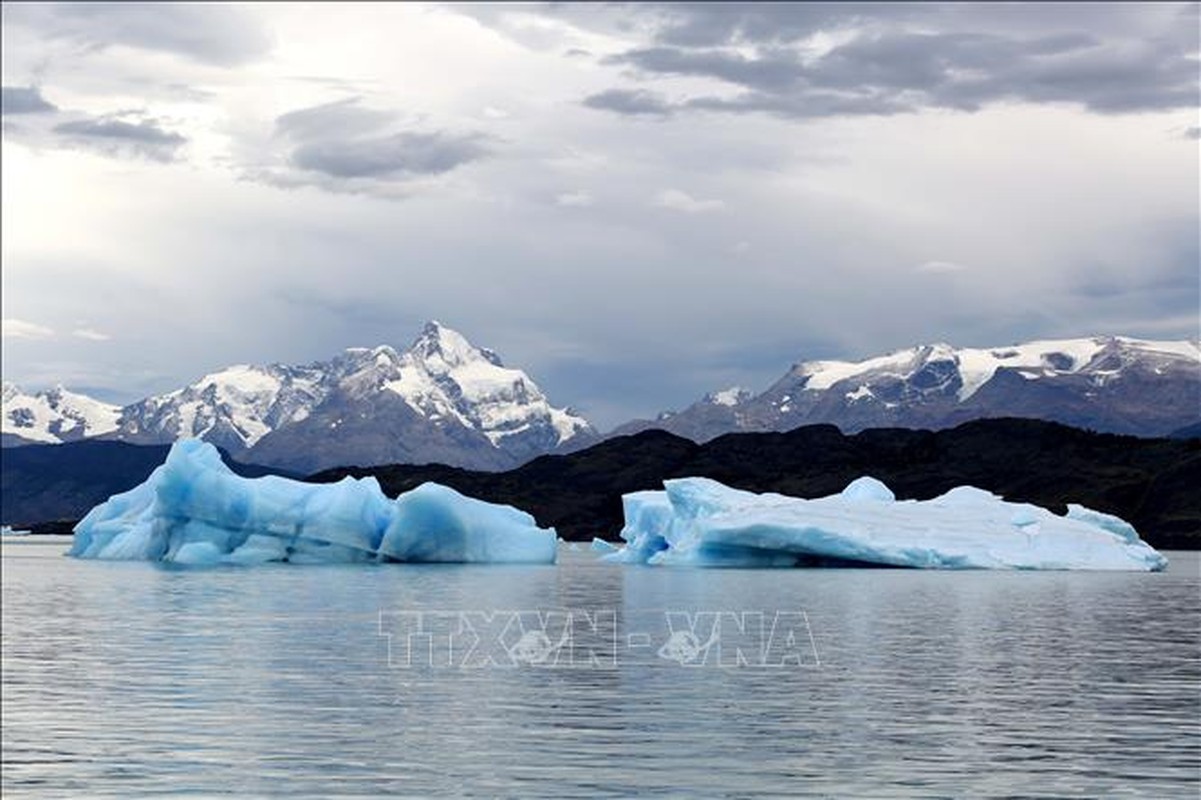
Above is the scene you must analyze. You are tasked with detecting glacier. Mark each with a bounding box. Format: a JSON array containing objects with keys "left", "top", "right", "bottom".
[
  {"left": 602, "top": 477, "right": 1167, "bottom": 571},
  {"left": 69, "top": 440, "right": 557, "bottom": 565}
]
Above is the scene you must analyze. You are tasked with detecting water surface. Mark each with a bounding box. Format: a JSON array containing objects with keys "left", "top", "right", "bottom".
[{"left": 3, "top": 538, "right": 1198, "bottom": 797}]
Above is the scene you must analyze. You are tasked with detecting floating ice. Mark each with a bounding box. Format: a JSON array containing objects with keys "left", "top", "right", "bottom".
[
  {"left": 603, "top": 477, "right": 1167, "bottom": 571},
  {"left": 600, "top": 491, "right": 673, "bottom": 564},
  {"left": 70, "top": 440, "right": 556, "bottom": 565}
]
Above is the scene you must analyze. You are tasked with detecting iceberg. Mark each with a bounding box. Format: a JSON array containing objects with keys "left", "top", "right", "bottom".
[
  {"left": 589, "top": 537, "right": 619, "bottom": 554},
  {"left": 603, "top": 476, "right": 1167, "bottom": 571},
  {"left": 69, "top": 440, "right": 557, "bottom": 565}
]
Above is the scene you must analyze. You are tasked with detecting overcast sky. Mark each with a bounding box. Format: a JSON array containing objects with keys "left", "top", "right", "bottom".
[{"left": 2, "top": 2, "right": 1198, "bottom": 429}]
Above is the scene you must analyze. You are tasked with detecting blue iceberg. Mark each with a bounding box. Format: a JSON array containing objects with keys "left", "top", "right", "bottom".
[
  {"left": 69, "top": 440, "right": 557, "bottom": 565},
  {"left": 589, "top": 537, "right": 619, "bottom": 554},
  {"left": 603, "top": 477, "right": 1167, "bottom": 571}
]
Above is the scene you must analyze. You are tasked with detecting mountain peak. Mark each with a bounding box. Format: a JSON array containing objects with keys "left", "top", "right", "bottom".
[{"left": 410, "top": 321, "right": 503, "bottom": 369}]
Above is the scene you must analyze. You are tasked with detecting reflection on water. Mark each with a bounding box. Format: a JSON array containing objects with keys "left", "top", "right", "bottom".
[{"left": 3, "top": 538, "right": 1199, "bottom": 797}]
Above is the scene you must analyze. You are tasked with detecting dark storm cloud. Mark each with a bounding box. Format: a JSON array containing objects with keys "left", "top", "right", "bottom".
[
  {"left": 53, "top": 116, "right": 186, "bottom": 162},
  {"left": 555, "top": 2, "right": 1200, "bottom": 119},
  {"left": 251, "top": 97, "right": 492, "bottom": 193},
  {"left": 4, "top": 3, "right": 272, "bottom": 66},
  {"left": 1, "top": 86, "right": 58, "bottom": 115},
  {"left": 582, "top": 88, "right": 673, "bottom": 116}
]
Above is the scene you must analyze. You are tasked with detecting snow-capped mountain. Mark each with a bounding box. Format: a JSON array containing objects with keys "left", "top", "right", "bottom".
[
  {"left": 241, "top": 322, "right": 595, "bottom": 472},
  {"left": 7, "top": 332, "right": 1197, "bottom": 471},
  {"left": 3, "top": 322, "right": 595, "bottom": 473},
  {"left": 113, "top": 362, "right": 329, "bottom": 453},
  {"left": 1, "top": 382, "right": 121, "bottom": 446},
  {"left": 387, "top": 322, "right": 589, "bottom": 449},
  {"left": 613, "top": 336, "right": 1201, "bottom": 441}
]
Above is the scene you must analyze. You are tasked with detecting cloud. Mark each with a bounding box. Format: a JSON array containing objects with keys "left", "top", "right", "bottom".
[
  {"left": 4, "top": 3, "right": 272, "bottom": 67},
  {"left": 275, "top": 97, "right": 394, "bottom": 141},
  {"left": 578, "top": 4, "right": 1199, "bottom": 119},
  {"left": 2, "top": 84, "right": 187, "bottom": 164},
  {"left": 655, "top": 188, "right": 725, "bottom": 213},
  {"left": 680, "top": 90, "right": 909, "bottom": 119},
  {"left": 555, "top": 190, "right": 594, "bottom": 207},
  {"left": 1, "top": 86, "right": 58, "bottom": 115},
  {"left": 1186, "top": 126, "right": 1201, "bottom": 140},
  {"left": 639, "top": 3, "right": 918, "bottom": 48},
  {"left": 2, "top": 3, "right": 1197, "bottom": 430},
  {"left": 248, "top": 97, "right": 492, "bottom": 194},
  {"left": 583, "top": 88, "right": 674, "bottom": 116},
  {"left": 53, "top": 115, "right": 187, "bottom": 162},
  {"left": 917, "top": 260, "right": 969, "bottom": 274},
  {"left": 292, "top": 131, "right": 488, "bottom": 180},
  {"left": 2, "top": 319, "right": 55, "bottom": 340},
  {"left": 72, "top": 328, "right": 111, "bottom": 341},
  {"left": 610, "top": 46, "right": 804, "bottom": 93}
]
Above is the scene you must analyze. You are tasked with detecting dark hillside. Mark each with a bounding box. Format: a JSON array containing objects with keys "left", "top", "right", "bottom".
[
  {"left": 313, "top": 418, "right": 1201, "bottom": 549},
  {"left": 1, "top": 441, "right": 291, "bottom": 527}
]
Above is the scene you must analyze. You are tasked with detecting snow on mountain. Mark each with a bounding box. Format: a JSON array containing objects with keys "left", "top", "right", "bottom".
[
  {"left": 614, "top": 335, "right": 1201, "bottom": 441},
  {"left": 705, "top": 386, "right": 753, "bottom": 407},
  {"left": 797, "top": 336, "right": 1195, "bottom": 402},
  {"left": 1, "top": 382, "right": 121, "bottom": 445},
  {"left": 116, "top": 362, "right": 328, "bottom": 452},
  {"left": 385, "top": 321, "right": 591, "bottom": 447},
  {"left": 81, "top": 321, "right": 594, "bottom": 472},
  {"left": 8, "top": 331, "right": 1196, "bottom": 466}
]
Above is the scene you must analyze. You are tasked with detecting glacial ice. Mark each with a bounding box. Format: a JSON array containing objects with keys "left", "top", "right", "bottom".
[
  {"left": 602, "top": 476, "right": 1167, "bottom": 571},
  {"left": 69, "top": 439, "right": 557, "bottom": 565}
]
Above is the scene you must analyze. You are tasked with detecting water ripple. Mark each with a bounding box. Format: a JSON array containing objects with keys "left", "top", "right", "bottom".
[{"left": 2, "top": 540, "right": 1198, "bottom": 797}]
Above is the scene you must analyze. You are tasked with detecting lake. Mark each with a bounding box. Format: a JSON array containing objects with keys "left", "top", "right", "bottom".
[{"left": 2, "top": 537, "right": 1198, "bottom": 797}]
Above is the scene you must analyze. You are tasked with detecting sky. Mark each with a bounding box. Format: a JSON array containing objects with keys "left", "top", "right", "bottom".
[{"left": 1, "top": 2, "right": 1198, "bottom": 430}]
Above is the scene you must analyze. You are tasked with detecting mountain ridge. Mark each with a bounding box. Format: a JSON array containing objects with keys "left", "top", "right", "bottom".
[
  {"left": 4, "top": 333, "right": 1198, "bottom": 469},
  {"left": 2, "top": 321, "right": 595, "bottom": 473},
  {"left": 614, "top": 335, "right": 1200, "bottom": 441}
]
